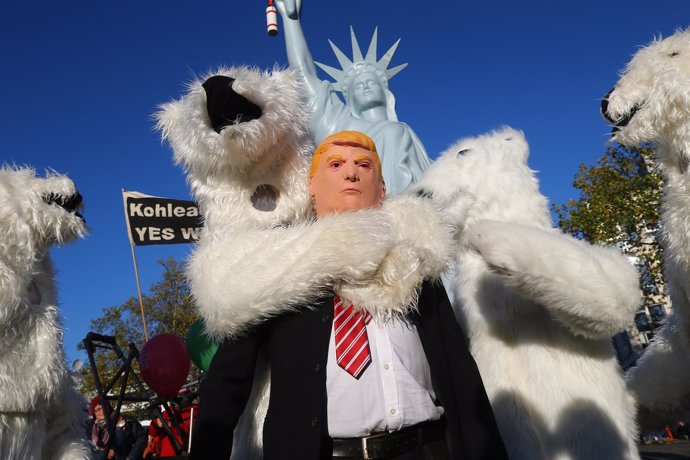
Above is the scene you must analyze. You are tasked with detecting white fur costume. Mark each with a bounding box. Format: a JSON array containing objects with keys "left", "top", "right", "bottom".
[
  {"left": 0, "top": 167, "right": 89, "bottom": 459},
  {"left": 603, "top": 28, "right": 690, "bottom": 420},
  {"left": 412, "top": 127, "right": 641, "bottom": 460},
  {"left": 157, "top": 66, "right": 452, "bottom": 458}
]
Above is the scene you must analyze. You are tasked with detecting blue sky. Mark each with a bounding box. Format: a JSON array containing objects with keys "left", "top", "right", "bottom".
[{"left": 0, "top": 0, "right": 686, "bottom": 364}]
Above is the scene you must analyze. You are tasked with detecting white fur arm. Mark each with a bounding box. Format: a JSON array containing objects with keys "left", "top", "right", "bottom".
[
  {"left": 466, "top": 220, "right": 641, "bottom": 339},
  {"left": 189, "top": 209, "right": 394, "bottom": 339},
  {"left": 338, "top": 195, "right": 453, "bottom": 315},
  {"left": 627, "top": 314, "right": 690, "bottom": 422},
  {"left": 43, "top": 384, "right": 91, "bottom": 459}
]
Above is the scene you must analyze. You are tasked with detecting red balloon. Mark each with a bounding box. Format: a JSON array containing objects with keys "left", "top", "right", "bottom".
[{"left": 140, "top": 334, "right": 191, "bottom": 399}]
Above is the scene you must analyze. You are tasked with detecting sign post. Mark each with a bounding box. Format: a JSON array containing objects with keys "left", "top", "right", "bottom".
[{"left": 122, "top": 190, "right": 203, "bottom": 341}]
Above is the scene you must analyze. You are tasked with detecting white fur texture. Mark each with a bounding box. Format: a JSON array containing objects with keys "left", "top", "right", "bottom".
[
  {"left": 156, "top": 66, "right": 313, "bottom": 232},
  {"left": 0, "top": 167, "right": 89, "bottom": 459},
  {"left": 159, "top": 66, "right": 453, "bottom": 459},
  {"left": 412, "top": 127, "right": 641, "bottom": 459},
  {"left": 605, "top": 29, "right": 690, "bottom": 173},
  {"left": 337, "top": 195, "right": 453, "bottom": 316},
  {"left": 604, "top": 28, "right": 690, "bottom": 421},
  {"left": 158, "top": 66, "right": 318, "bottom": 460},
  {"left": 155, "top": 66, "right": 420, "bottom": 339}
]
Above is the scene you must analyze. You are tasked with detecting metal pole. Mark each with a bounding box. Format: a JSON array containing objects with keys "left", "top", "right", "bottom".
[
  {"left": 188, "top": 407, "right": 194, "bottom": 451},
  {"left": 123, "top": 188, "right": 149, "bottom": 342},
  {"left": 129, "top": 243, "right": 149, "bottom": 342}
]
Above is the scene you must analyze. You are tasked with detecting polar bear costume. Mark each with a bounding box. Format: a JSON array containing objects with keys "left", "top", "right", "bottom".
[
  {"left": 157, "top": 67, "right": 452, "bottom": 458},
  {"left": 411, "top": 127, "right": 641, "bottom": 460},
  {"left": 602, "top": 28, "right": 690, "bottom": 420},
  {"left": 0, "top": 167, "right": 89, "bottom": 459}
]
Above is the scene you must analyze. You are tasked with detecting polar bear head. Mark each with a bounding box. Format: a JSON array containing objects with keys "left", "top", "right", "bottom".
[
  {"left": 602, "top": 29, "right": 690, "bottom": 171},
  {"left": 156, "top": 66, "right": 312, "bottom": 230},
  {"left": 411, "top": 127, "right": 551, "bottom": 234},
  {"left": 0, "top": 167, "right": 86, "bottom": 257}
]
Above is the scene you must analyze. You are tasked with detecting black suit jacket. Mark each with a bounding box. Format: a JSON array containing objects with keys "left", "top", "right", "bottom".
[{"left": 190, "top": 281, "right": 508, "bottom": 460}]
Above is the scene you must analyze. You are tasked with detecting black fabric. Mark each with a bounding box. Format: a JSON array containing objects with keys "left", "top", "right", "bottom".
[
  {"left": 202, "top": 75, "right": 262, "bottom": 133},
  {"left": 187, "top": 323, "right": 266, "bottom": 460},
  {"left": 190, "top": 282, "right": 508, "bottom": 460}
]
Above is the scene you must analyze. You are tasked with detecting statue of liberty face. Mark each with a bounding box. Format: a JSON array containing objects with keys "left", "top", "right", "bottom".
[{"left": 349, "top": 71, "right": 386, "bottom": 113}]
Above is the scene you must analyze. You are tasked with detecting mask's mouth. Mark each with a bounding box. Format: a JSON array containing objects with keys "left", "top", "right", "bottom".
[
  {"left": 43, "top": 191, "right": 84, "bottom": 220},
  {"left": 601, "top": 89, "right": 642, "bottom": 135}
]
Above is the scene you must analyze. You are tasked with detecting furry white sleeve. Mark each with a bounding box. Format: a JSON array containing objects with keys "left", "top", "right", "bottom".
[
  {"left": 189, "top": 209, "right": 395, "bottom": 339},
  {"left": 466, "top": 220, "right": 641, "bottom": 339},
  {"left": 42, "top": 385, "right": 91, "bottom": 459},
  {"left": 337, "top": 195, "right": 453, "bottom": 315},
  {"left": 626, "top": 314, "right": 690, "bottom": 421}
]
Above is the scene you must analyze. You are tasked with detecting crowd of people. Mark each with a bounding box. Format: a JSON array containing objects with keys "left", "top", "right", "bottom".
[
  {"left": 641, "top": 419, "right": 690, "bottom": 445},
  {"left": 85, "top": 396, "right": 196, "bottom": 459}
]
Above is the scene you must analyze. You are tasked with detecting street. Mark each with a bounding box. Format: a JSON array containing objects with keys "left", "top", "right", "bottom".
[{"left": 641, "top": 440, "right": 690, "bottom": 459}]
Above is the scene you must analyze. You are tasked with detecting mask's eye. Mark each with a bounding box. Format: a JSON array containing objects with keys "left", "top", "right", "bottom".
[
  {"left": 669, "top": 51, "right": 680, "bottom": 57},
  {"left": 457, "top": 149, "right": 470, "bottom": 158}
]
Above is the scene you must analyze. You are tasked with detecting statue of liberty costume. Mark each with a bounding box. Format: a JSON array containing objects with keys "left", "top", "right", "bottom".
[{"left": 276, "top": 0, "right": 431, "bottom": 195}]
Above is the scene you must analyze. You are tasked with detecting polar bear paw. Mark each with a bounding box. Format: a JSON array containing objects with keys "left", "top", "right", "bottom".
[
  {"left": 315, "top": 209, "right": 396, "bottom": 284},
  {"left": 465, "top": 219, "right": 530, "bottom": 275}
]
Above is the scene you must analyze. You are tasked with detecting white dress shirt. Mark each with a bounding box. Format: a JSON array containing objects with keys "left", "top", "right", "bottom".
[{"left": 326, "top": 315, "right": 444, "bottom": 438}]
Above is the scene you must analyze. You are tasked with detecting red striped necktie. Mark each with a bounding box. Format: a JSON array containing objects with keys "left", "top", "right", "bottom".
[{"left": 333, "top": 297, "right": 372, "bottom": 379}]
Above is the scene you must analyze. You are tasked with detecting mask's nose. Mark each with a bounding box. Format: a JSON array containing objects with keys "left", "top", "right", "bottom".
[{"left": 344, "top": 167, "right": 360, "bottom": 181}]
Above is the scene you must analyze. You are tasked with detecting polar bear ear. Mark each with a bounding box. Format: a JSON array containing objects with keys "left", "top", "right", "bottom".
[{"left": 154, "top": 100, "right": 183, "bottom": 144}]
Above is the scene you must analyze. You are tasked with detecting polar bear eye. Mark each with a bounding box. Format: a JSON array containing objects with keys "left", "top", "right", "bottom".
[
  {"left": 456, "top": 149, "right": 471, "bottom": 158},
  {"left": 669, "top": 51, "right": 680, "bottom": 57}
]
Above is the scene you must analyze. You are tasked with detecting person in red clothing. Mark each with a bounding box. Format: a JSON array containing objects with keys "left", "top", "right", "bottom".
[
  {"left": 145, "top": 405, "right": 199, "bottom": 457},
  {"left": 143, "top": 419, "right": 164, "bottom": 458}
]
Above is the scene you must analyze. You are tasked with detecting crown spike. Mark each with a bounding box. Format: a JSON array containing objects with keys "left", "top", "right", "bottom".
[
  {"left": 364, "top": 27, "right": 378, "bottom": 63},
  {"left": 379, "top": 37, "right": 401, "bottom": 70},
  {"left": 323, "top": 27, "right": 407, "bottom": 95},
  {"left": 328, "top": 39, "right": 354, "bottom": 73},
  {"left": 350, "top": 26, "right": 364, "bottom": 63},
  {"left": 386, "top": 63, "right": 408, "bottom": 80},
  {"left": 315, "top": 61, "right": 345, "bottom": 84}
]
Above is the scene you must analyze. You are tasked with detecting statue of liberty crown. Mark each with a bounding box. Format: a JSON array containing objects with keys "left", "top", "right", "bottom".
[{"left": 315, "top": 27, "right": 408, "bottom": 99}]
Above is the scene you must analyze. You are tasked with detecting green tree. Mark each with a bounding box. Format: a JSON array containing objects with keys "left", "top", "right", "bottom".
[
  {"left": 77, "top": 257, "right": 199, "bottom": 404},
  {"left": 551, "top": 144, "right": 665, "bottom": 305}
]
